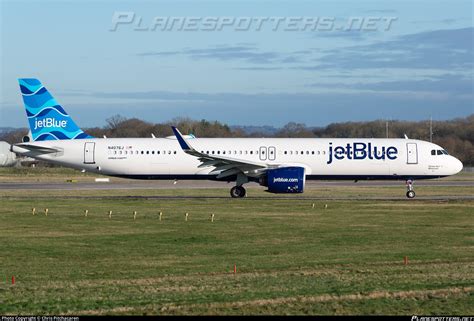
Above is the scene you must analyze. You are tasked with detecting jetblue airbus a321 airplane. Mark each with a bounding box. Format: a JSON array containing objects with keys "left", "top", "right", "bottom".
[{"left": 12, "top": 78, "right": 463, "bottom": 198}]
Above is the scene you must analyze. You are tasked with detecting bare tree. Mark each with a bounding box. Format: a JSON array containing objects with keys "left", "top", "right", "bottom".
[{"left": 105, "top": 115, "right": 127, "bottom": 131}]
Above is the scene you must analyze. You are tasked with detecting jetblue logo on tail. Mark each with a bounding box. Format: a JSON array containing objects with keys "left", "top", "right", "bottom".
[
  {"left": 327, "top": 142, "right": 398, "bottom": 164},
  {"left": 34, "top": 118, "right": 67, "bottom": 130},
  {"left": 18, "top": 78, "right": 93, "bottom": 141}
]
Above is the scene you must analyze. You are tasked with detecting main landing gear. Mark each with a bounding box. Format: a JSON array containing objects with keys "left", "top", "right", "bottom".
[
  {"left": 406, "top": 179, "right": 416, "bottom": 199},
  {"left": 230, "top": 185, "right": 246, "bottom": 198},
  {"left": 230, "top": 173, "right": 248, "bottom": 198}
]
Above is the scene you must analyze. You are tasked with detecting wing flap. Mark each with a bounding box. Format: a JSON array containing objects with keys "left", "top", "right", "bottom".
[{"left": 216, "top": 168, "right": 243, "bottom": 179}]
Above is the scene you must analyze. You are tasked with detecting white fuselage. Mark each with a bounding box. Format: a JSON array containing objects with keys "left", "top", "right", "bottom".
[{"left": 13, "top": 137, "right": 463, "bottom": 181}]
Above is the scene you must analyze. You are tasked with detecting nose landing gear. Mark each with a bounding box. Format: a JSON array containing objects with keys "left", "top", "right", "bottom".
[{"left": 406, "top": 180, "right": 416, "bottom": 199}]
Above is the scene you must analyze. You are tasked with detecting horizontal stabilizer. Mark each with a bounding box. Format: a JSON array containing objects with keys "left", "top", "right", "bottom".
[{"left": 12, "top": 143, "right": 61, "bottom": 154}]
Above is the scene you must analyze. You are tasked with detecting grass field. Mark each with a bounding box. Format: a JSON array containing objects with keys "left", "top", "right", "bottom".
[{"left": 1, "top": 181, "right": 473, "bottom": 315}]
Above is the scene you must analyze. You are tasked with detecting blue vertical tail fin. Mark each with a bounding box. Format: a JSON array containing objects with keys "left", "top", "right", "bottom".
[{"left": 18, "top": 78, "right": 93, "bottom": 141}]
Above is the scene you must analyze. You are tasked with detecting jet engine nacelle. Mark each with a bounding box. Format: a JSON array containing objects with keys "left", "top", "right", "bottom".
[
  {"left": 0, "top": 141, "right": 18, "bottom": 167},
  {"left": 260, "top": 166, "right": 305, "bottom": 193}
]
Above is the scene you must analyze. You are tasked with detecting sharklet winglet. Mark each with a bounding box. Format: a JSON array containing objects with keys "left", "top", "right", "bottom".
[{"left": 171, "top": 126, "right": 192, "bottom": 151}]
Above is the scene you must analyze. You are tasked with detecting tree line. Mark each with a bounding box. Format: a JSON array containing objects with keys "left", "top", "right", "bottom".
[{"left": 2, "top": 114, "right": 473, "bottom": 166}]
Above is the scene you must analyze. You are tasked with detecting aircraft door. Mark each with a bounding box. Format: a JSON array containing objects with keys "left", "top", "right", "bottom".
[
  {"left": 84, "top": 142, "right": 95, "bottom": 164},
  {"left": 259, "top": 146, "right": 267, "bottom": 161},
  {"left": 406, "top": 143, "right": 418, "bottom": 164},
  {"left": 268, "top": 146, "right": 276, "bottom": 161}
]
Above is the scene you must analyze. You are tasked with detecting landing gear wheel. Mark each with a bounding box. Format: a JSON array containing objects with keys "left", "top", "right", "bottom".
[
  {"left": 406, "top": 190, "right": 416, "bottom": 199},
  {"left": 230, "top": 186, "right": 246, "bottom": 198},
  {"left": 405, "top": 179, "right": 415, "bottom": 199}
]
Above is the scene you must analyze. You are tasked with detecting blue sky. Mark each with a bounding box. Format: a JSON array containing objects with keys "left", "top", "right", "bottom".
[{"left": 1, "top": 0, "right": 472, "bottom": 128}]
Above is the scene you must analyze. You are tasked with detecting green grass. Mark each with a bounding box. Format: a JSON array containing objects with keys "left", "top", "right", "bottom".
[
  {"left": 0, "top": 167, "right": 105, "bottom": 182},
  {"left": 1, "top": 185, "right": 472, "bottom": 199},
  {"left": 0, "top": 189, "right": 473, "bottom": 315}
]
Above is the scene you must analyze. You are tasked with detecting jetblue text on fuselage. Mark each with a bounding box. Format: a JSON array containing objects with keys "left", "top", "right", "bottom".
[
  {"left": 34, "top": 118, "right": 67, "bottom": 130},
  {"left": 327, "top": 142, "right": 398, "bottom": 164}
]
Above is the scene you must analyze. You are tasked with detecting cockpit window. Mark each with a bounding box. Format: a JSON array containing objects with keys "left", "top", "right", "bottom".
[{"left": 432, "top": 149, "right": 449, "bottom": 156}]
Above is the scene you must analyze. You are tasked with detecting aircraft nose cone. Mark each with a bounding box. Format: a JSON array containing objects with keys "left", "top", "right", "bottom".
[{"left": 452, "top": 157, "right": 463, "bottom": 175}]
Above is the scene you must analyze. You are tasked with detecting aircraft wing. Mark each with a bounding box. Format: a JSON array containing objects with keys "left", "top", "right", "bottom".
[{"left": 171, "top": 126, "right": 270, "bottom": 179}]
